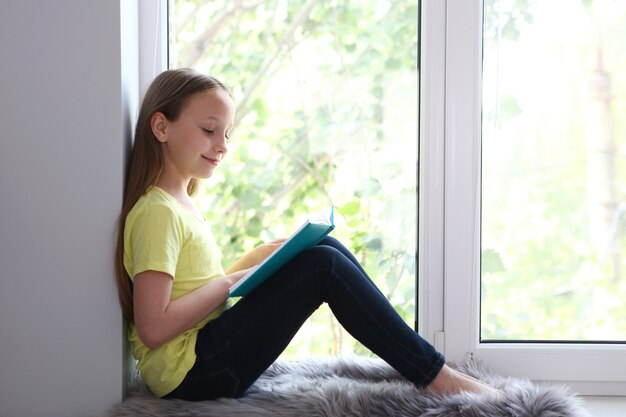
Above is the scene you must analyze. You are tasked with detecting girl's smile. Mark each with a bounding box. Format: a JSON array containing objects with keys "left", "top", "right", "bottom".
[{"left": 202, "top": 155, "right": 221, "bottom": 166}]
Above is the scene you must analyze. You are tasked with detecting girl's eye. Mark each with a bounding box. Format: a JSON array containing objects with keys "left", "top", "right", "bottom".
[{"left": 203, "top": 128, "right": 214, "bottom": 135}]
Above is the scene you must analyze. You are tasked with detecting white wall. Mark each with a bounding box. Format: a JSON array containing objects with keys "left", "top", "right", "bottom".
[{"left": 0, "top": 1, "right": 133, "bottom": 415}]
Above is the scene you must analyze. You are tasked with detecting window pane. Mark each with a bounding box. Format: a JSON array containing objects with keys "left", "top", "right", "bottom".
[
  {"left": 170, "top": 0, "right": 419, "bottom": 357},
  {"left": 481, "top": 0, "right": 626, "bottom": 341}
]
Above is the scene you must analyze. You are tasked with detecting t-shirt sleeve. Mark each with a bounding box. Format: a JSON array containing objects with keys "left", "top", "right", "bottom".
[{"left": 127, "top": 204, "right": 183, "bottom": 280}]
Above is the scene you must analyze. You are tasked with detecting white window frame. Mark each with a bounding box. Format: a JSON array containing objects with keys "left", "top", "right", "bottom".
[
  {"left": 419, "top": 0, "right": 626, "bottom": 395},
  {"left": 138, "top": 0, "right": 168, "bottom": 95},
  {"left": 417, "top": 0, "right": 446, "bottom": 352}
]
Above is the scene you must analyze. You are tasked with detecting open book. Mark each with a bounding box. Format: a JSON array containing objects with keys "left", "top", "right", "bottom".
[{"left": 229, "top": 207, "right": 335, "bottom": 297}]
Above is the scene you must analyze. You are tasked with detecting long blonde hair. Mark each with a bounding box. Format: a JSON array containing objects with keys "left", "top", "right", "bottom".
[{"left": 115, "top": 69, "right": 228, "bottom": 322}]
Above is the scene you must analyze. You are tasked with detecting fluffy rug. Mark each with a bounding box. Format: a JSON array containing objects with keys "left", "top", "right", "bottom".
[{"left": 107, "top": 356, "right": 591, "bottom": 417}]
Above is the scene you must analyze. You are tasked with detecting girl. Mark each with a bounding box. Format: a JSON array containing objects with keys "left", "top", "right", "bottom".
[{"left": 115, "top": 68, "right": 500, "bottom": 401}]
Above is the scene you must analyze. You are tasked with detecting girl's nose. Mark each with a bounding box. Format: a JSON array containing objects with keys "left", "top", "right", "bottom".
[{"left": 215, "top": 135, "right": 228, "bottom": 154}]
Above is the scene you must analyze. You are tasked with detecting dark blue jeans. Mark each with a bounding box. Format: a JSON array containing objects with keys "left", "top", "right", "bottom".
[{"left": 165, "top": 237, "right": 444, "bottom": 401}]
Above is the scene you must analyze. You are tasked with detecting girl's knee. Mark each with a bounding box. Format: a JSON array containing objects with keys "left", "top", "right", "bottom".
[
  {"left": 289, "top": 245, "right": 352, "bottom": 282},
  {"left": 318, "top": 235, "right": 342, "bottom": 249},
  {"left": 300, "top": 244, "right": 343, "bottom": 264}
]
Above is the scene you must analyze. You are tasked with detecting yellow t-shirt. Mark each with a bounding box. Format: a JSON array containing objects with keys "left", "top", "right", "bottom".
[{"left": 124, "top": 186, "right": 226, "bottom": 397}]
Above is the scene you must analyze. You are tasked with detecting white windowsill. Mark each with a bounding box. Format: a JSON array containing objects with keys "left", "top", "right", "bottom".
[{"left": 583, "top": 396, "right": 626, "bottom": 416}]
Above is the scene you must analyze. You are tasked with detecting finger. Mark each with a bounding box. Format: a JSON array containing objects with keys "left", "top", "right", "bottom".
[{"left": 267, "top": 238, "right": 287, "bottom": 245}]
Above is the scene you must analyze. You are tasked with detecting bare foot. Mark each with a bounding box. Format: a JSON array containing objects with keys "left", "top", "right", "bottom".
[{"left": 427, "top": 364, "right": 503, "bottom": 397}]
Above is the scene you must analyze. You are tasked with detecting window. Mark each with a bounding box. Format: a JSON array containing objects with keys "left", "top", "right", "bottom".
[
  {"left": 482, "top": 0, "right": 626, "bottom": 343},
  {"left": 168, "top": 0, "right": 419, "bottom": 358},
  {"left": 441, "top": 0, "right": 626, "bottom": 394}
]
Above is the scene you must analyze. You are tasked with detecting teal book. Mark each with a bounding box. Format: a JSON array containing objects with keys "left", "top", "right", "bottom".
[{"left": 229, "top": 207, "right": 335, "bottom": 297}]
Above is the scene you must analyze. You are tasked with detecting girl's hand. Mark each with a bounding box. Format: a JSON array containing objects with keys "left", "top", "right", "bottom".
[{"left": 225, "top": 238, "right": 287, "bottom": 274}]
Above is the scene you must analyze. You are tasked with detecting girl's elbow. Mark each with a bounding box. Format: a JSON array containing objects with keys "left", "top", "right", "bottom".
[
  {"left": 143, "top": 336, "right": 164, "bottom": 350},
  {"left": 137, "top": 327, "right": 167, "bottom": 350}
]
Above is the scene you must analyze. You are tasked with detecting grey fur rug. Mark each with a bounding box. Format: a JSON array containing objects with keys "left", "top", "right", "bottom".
[{"left": 107, "top": 356, "right": 591, "bottom": 417}]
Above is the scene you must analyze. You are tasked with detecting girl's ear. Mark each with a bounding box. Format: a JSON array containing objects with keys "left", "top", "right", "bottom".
[{"left": 151, "top": 112, "right": 169, "bottom": 143}]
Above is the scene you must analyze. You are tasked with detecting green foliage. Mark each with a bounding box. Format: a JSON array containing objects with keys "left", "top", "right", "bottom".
[{"left": 174, "top": 0, "right": 418, "bottom": 357}]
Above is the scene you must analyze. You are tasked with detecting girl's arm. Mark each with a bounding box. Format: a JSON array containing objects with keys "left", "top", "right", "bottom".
[
  {"left": 133, "top": 268, "right": 251, "bottom": 349},
  {"left": 225, "top": 239, "right": 286, "bottom": 274}
]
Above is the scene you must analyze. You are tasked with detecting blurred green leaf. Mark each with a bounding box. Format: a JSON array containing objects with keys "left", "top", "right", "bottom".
[
  {"left": 339, "top": 200, "right": 361, "bottom": 216},
  {"left": 481, "top": 248, "right": 506, "bottom": 274}
]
